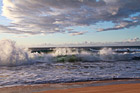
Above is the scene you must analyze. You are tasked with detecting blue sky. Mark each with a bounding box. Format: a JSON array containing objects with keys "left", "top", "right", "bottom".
[{"left": 0, "top": 0, "right": 140, "bottom": 46}]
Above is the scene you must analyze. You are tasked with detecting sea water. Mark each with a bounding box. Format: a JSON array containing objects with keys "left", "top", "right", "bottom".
[{"left": 0, "top": 39, "right": 140, "bottom": 88}]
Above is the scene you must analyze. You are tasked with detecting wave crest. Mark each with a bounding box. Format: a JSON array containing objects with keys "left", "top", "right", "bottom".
[
  {"left": 0, "top": 39, "right": 37, "bottom": 66},
  {"left": 0, "top": 39, "right": 140, "bottom": 66}
]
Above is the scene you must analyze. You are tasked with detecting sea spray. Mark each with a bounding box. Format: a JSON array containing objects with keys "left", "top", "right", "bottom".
[
  {"left": 0, "top": 41, "right": 140, "bottom": 87},
  {"left": 53, "top": 48, "right": 80, "bottom": 56},
  {"left": 0, "top": 39, "right": 39, "bottom": 66},
  {"left": 0, "top": 39, "right": 139, "bottom": 66},
  {"left": 52, "top": 48, "right": 136, "bottom": 62},
  {"left": 99, "top": 48, "right": 114, "bottom": 55},
  {"left": 99, "top": 48, "right": 116, "bottom": 61}
]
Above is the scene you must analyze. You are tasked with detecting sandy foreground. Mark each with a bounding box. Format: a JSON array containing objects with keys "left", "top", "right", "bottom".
[
  {"left": 37, "top": 83, "right": 140, "bottom": 93},
  {"left": 0, "top": 79, "right": 140, "bottom": 93}
]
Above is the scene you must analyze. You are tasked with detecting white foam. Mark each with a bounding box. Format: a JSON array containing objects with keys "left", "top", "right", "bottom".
[
  {"left": 115, "top": 48, "right": 140, "bottom": 52},
  {"left": 0, "top": 39, "right": 39, "bottom": 66},
  {"left": 51, "top": 48, "right": 137, "bottom": 62},
  {"left": 0, "top": 39, "right": 140, "bottom": 66},
  {"left": 99, "top": 48, "right": 114, "bottom": 55},
  {"left": 0, "top": 40, "right": 140, "bottom": 87}
]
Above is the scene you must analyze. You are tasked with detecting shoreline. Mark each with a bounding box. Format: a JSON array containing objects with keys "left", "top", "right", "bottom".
[
  {"left": 37, "top": 83, "right": 140, "bottom": 93},
  {"left": 0, "top": 79, "right": 140, "bottom": 93}
]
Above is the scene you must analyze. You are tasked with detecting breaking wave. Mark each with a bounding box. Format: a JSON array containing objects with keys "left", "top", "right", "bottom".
[
  {"left": 0, "top": 39, "right": 140, "bottom": 66},
  {"left": 0, "top": 39, "right": 39, "bottom": 66},
  {"left": 53, "top": 47, "right": 140, "bottom": 62},
  {"left": 0, "top": 39, "right": 140, "bottom": 87}
]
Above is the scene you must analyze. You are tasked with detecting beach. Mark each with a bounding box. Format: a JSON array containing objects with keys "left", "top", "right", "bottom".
[
  {"left": 0, "top": 0, "right": 140, "bottom": 93},
  {"left": 0, "top": 47, "right": 140, "bottom": 93},
  {"left": 0, "top": 79, "right": 140, "bottom": 93},
  {"left": 37, "top": 83, "right": 140, "bottom": 93}
]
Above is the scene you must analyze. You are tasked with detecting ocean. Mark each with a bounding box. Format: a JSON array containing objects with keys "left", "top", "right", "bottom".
[{"left": 0, "top": 40, "right": 140, "bottom": 88}]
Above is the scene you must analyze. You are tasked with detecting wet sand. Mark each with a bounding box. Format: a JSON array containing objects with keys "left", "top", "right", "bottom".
[
  {"left": 37, "top": 83, "right": 140, "bottom": 93},
  {"left": 0, "top": 79, "right": 140, "bottom": 93}
]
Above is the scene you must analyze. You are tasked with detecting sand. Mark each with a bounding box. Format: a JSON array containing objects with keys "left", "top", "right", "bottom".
[
  {"left": 37, "top": 83, "right": 140, "bottom": 93},
  {"left": 0, "top": 79, "right": 140, "bottom": 93}
]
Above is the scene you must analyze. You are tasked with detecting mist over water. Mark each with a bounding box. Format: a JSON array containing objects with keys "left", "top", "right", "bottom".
[{"left": 0, "top": 39, "right": 140, "bottom": 87}]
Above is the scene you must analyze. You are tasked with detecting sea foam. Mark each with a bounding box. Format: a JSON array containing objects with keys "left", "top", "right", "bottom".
[
  {"left": 0, "top": 40, "right": 140, "bottom": 87},
  {"left": 0, "top": 39, "right": 140, "bottom": 66},
  {"left": 0, "top": 39, "right": 38, "bottom": 66}
]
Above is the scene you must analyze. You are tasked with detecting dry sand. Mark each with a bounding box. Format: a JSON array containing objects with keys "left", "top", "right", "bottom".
[
  {"left": 0, "top": 79, "right": 140, "bottom": 93},
  {"left": 37, "top": 83, "right": 140, "bottom": 93}
]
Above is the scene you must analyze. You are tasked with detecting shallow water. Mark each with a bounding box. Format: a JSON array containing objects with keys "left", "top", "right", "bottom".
[
  {"left": 0, "top": 40, "right": 140, "bottom": 88},
  {"left": 0, "top": 60, "right": 140, "bottom": 87}
]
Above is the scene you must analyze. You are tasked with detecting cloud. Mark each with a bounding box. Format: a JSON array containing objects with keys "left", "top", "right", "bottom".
[
  {"left": 37, "top": 38, "right": 140, "bottom": 47},
  {"left": 1, "top": 0, "right": 140, "bottom": 35},
  {"left": 98, "top": 20, "right": 140, "bottom": 32},
  {"left": 125, "top": 37, "right": 140, "bottom": 42},
  {"left": 0, "top": 25, "right": 43, "bottom": 35},
  {"left": 69, "top": 31, "right": 88, "bottom": 36}
]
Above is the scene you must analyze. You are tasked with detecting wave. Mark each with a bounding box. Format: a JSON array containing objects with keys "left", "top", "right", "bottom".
[
  {"left": 0, "top": 40, "right": 140, "bottom": 87},
  {"left": 0, "top": 39, "right": 140, "bottom": 66},
  {"left": 114, "top": 48, "right": 140, "bottom": 52},
  {"left": 0, "top": 39, "right": 40, "bottom": 66},
  {"left": 52, "top": 48, "right": 139, "bottom": 62}
]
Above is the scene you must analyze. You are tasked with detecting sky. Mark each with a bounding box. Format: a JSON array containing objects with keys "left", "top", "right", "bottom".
[{"left": 0, "top": 0, "right": 140, "bottom": 47}]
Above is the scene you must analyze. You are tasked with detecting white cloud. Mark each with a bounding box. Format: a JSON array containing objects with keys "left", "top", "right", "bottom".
[
  {"left": 1, "top": 0, "right": 140, "bottom": 35},
  {"left": 69, "top": 31, "right": 88, "bottom": 36},
  {"left": 38, "top": 39, "right": 140, "bottom": 47},
  {"left": 126, "top": 37, "right": 140, "bottom": 42}
]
